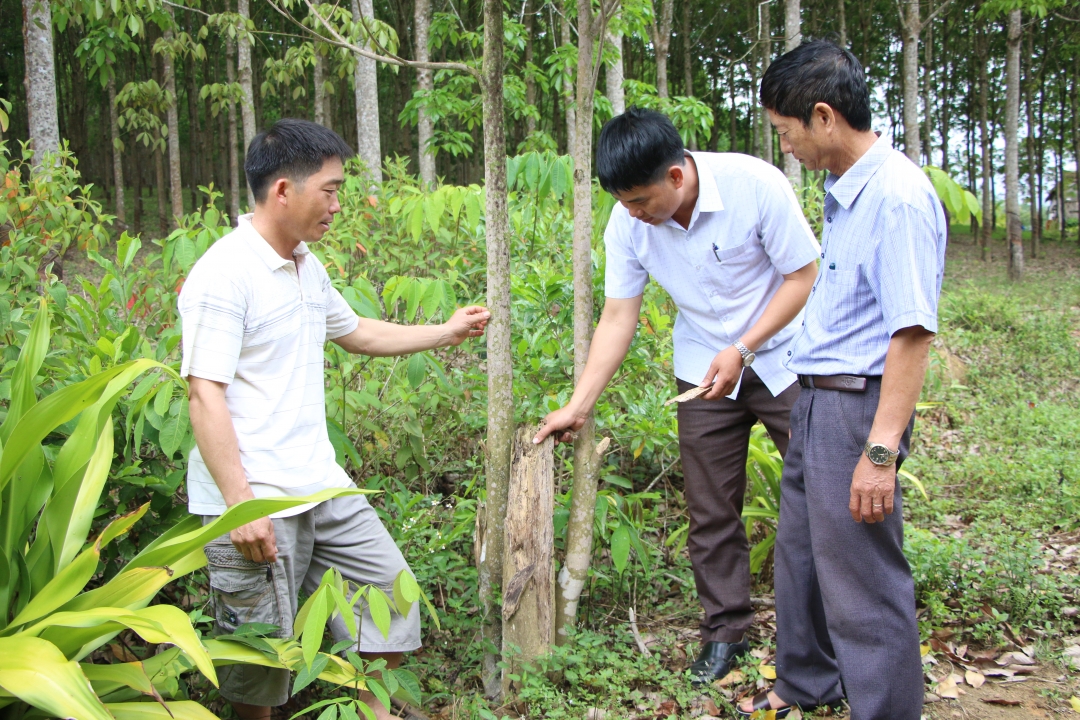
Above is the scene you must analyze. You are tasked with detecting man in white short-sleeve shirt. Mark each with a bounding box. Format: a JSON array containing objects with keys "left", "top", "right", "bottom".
[
  {"left": 534, "top": 108, "right": 820, "bottom": 686},
  {"left": 180, "top": 119, "right": 490, "bottom": 720}
]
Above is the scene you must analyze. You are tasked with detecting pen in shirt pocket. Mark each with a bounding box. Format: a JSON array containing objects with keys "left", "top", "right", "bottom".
[{"left": 712, "top": 243, "right": 722, "bottom": 263}]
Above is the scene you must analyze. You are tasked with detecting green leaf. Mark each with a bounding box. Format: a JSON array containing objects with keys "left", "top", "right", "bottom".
[
  {"left": 0, "top": 298, "right": 50, "bottom": 444},
  {"left": 0, "top": 636, "right": 112, "bottom": 720},
  {"left": 424, "top": 193, "right": 444, "bottom": 236},
  {"left": 366, "top": 587, "right": 392, "bottom": 640},
  {"left": 302, "top": 589, "right": 332, "bottom": 670},
  {"left": 117, "top": 232, "right": 142, "bottom": 270},
  {"left": 391, "top": 667, "right": 422, "bottom": 705},
  {"left": 153, "top": 380, "right": 174, "bottom": 418},
  {"left": 406, "top": 353, "right": 426, "bottom": 390},
  {"left": 408, "top": 202, "right": 425, "bottom": 244},
  {"left": 173, "top": 235, "right": 196, "bottom": 271},
  {"left": 107, "top": 700, "right": 220, "bottom": 719},
  {"left": 159, "top": 397, "right": 189, "bottom": 459},
  {"left": 610, "top": 524, "right": 630, "bottom": 574},
  {"left": 291, "top": 652, "right": 330, "bottom": 696}
]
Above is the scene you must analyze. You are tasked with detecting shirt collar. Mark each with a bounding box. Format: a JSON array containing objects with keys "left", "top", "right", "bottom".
[
  {"left": 690, "top": 152, "right": 724, "bottom": 214},
  {"left": 238, "top": 213, "right": 310, "bottom": 270},
  {"left": 824, "top": 132, "right": 892, "bottom": 210}
]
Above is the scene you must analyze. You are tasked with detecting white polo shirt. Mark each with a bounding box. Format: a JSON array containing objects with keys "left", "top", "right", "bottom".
[
  {"left": 179, "top": 215, "right": 360, "bottom": 516},
  {"left": 604, "top": 152, "right": 821, "bottom": 397}
]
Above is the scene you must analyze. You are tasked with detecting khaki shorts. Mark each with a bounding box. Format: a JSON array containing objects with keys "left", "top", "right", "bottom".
[{"left": 203, "top": 493, "right": 422, "bottom": 707}]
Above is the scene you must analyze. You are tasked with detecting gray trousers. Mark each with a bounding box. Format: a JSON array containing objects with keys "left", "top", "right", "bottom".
[
  {"left": 773, "top": 381, "right": 922, "bottom": 720},
  {"left": 676, "top": 368, "right": 799, "bottom": 643}
]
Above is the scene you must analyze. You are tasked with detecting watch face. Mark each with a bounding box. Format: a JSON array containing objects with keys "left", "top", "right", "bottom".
[
  {"left": 867, "top": 444, "right": 892, "bottom": 464},
  {"left": 743, "top": 352, "right": 756, "bottom": 367}
]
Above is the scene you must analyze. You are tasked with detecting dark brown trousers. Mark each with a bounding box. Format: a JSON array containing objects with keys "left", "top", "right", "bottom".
[{"left": 676, "top": 368, "right": 800, "bottom": 643}]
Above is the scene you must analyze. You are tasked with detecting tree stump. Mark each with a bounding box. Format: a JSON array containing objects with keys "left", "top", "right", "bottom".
[{"left": 501, "top": 428, "right": 554, "bottom": 695}]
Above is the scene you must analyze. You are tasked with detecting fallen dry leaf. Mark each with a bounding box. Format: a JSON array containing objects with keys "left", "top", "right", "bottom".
[
  {"left": 664, "top": 385, "right": 709, "bottom": 405},
  {"left": 965, "top": 670, "right": 986, "bottom": 688},
  {"left": 701, "top": 697, "right": 721, "bottom": 717},
  {"left": 1069, "top": 696, "right": 1080, "bottom": 712},
  {"left": 759, "top": 664, "right": 777, "bottom": 680},
  {"left": 936, "top": 674, "right": 959, "bottom": 700},
  {"left": 715, "top": 670, "right": 745, "bottom": 687}
]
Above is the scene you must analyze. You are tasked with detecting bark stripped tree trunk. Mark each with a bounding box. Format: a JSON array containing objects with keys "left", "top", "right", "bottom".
[
  {"left": 351, "top": 0, "right": 382, "bottom": 182},
  {"left": 501, "top": 431, "right": 555, "bottom": 695},
  {"left": 782, "top": 0, "right": 801, "bottom": 184},
  {"left": 977, "top": 24, "right": 992, "bottom": 260},
  {"left": 900, "top": 0, "right": 921, "bottom": 163},
  {"left": 479, "top": 0, "right": 512, "bottom": 699},
  {"left": 237, "top": 0, "right": 256, "bottom": 209},
  {"left": 414, "top": 0, "right": 436, "bottom": 187},
  {"left": 22, "top": 0, "right": 60, "bottom": 165},
  {"left": 108, "top": 75, "right": 126, "bottom": 227},
  {"left": 606, "top": 26, "right": 626, "bottom": 116},
  {"left": 555, "top": 0, "right": 613, "bottom": 646},
  {"left": 161, "top": 14, "right": 184, "bottom": 227},
  {"left": 650, "top": 0, "right": 674, "bottom": 99},
  {"left": 226, "top": 36, "right": 241, "bottom": 224},
  {"left": 1004, "top": 9, "right": 1022, "bottom": 280}
]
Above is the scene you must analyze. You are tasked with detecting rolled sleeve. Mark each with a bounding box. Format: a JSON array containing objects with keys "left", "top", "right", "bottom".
[
  {"left": 603, "top": 210, "right": 649, "bottom": 299},
  {"left": 757, "top": 169, "right": 821, "bottom": 275},
  {"left": 179, "top": 273, "right": 246, "bottom": 383},
  {"left": 868, "top": 201, "right": 942, "bottom": 336},
  {"left": 325, "top": 284, "right": 361, "bottom": 340}
]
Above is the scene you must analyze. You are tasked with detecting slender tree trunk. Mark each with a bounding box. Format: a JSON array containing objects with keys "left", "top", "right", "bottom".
[
  {"left": 556, "top": 0, "right": 607, "bottom": 646},
  {"left": 1023, "top": 26, "right": 1038, "bottom": 259},
  {"left": 728, "top": 60, "right": 737, "bottom": 153},
  {"left": 838, "top": 0, "right": 847, "bottom": 48},
  {"left": 978, "top": 25, "right": 992, "bottom": 260},
  {"left": 237, "top": 0, "right": 256, "bottom": 209},
  {"left": 560, "top": 9, "right": 576, "bottom": 156},
  {"left": 921, "top": 11, "right": 933, "bottom": 166},
  {"left": 1005, "top": 9, "right": 1022, "bottom": 279},
  {"left": 186, "top": 49, "right": 202, "bottom": 212},
  {"left": 161, "top": 17, "right": 184, "bottom": 227},
  {"left": 939, "top": 21, "right": 951, "bottom": 173},
  {"left": 1072, "top": 56, "right": 1080, "bottom": 245},
  {"left": 479, "top": 0, "right": 512, "bottom": 698},
  {"left": 108, "top": 76, "right": 126, "bottom": 227},
  {"left": 226, "top": 36, "right": 241, "bottom": 224},
  {"left": 650, "top": 0, "right": 674, "bottom": 99},
  {"left": 351, "top": 0, "right": 382, "bottom": 182},
  {"left": 155, "top": 149, "right": 168, "bottom": 234},
  {"left": 524, "top": 1, "right": 538, "bottom": 134},
  {"left": 901, "top": 0, "right": 921, "bottom": 163},
  {"left": 314, "top": 48, "right": 327, "bottom": 126},
  {"left": 783, "top": 0, "right": 801, "bottom": 184},
  {"left": 682, "top": 0, "right": 693, "bottom": 97},
  {"left": 22, "top": 0, "right": 60, "bottom": 164},
  {"left": 760, "top": 4, "right": 773, "bottom": 165},
  {"left": 133, "top": 144, "right": 143, "bottom": 234},
  {"left": 414, "top": 0, "right": 435, "bottom": 186},
  {"left": 606, "top": 27, "right": 626, "bottom": 116}
]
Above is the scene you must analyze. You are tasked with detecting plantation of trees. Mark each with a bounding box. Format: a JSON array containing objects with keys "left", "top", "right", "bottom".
[{"left": 1, "top": 0, "right": 1080, "bottom": 717}]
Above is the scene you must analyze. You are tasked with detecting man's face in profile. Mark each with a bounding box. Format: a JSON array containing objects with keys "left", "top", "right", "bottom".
[
  {"left": 768, "top": 109, "right": 826, "bottom": 172},
  {"left": 287, "top": 157, "right": 345, "bottom": 243},
  {"left": 611, "top": 166, "right": 685, "bottom": 225}
]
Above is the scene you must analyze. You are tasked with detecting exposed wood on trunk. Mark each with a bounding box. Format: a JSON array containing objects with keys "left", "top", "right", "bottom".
[
  {"left": 524, "top": 0, "right": 538, "bottom": 135},
  {"left": 352, "top": 0, "right": 383, "bottom": 182},
  {"left": 237, "top": 0, "right": 256, "bottom": 209},
  {"left": 414, "top": 0, "right": 435, "bottom": 186},
  {"left": 501, "top": 430, "right": 555, "bottom": 696},
  {"left": 22, "top": 0, "right": 60, "bottom": 164},
  {"left": 478, "top": 0, "right": 512, "bottom": 699},
  {"left": 681, "top": 0, "right": 693, "bottom": 97},
  {"left": 783, "top": 0, "right": 801, "bottom": 184}
]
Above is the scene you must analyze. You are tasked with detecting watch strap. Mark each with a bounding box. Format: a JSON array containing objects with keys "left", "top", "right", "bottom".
[
  {"left": 863, "top": 441, "right": 899, "bottom": 465},
  {"left": 733, "top": 340, "right": 751, "bottom": 361}
]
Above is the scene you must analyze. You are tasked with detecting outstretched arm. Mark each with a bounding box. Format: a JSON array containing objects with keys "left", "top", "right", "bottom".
[
  {"left": 332, "top": 305, "right": 491, "bottom": 356},
  {"left": 533, "top": 295, "right": 643, "bottom": 444}
]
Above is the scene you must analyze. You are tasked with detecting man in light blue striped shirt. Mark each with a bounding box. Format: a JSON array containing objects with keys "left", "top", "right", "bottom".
[{"left": 736, "top": 42, "right": 946, "bottom": 720}]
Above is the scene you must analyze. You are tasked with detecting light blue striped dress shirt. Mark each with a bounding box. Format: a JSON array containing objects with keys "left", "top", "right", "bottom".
[
  {"left": 785, "top": 134, "right": 947, "bottom": 377},
  {"left": 605, "top": 152, "right": 821, "bottom": 397}
]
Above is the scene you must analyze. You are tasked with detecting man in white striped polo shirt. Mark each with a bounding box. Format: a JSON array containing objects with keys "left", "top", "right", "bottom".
[{"left": 181, "top": 119, "right": 490, "bottom": 720}]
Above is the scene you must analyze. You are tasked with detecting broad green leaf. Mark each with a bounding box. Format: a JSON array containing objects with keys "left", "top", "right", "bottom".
[
  {"left": 391, "top": 667, "right": 422, "bottom": 705},
  {"left": 159, "top": 397, "right": 189, "bottom": 459},
  {"left": 406, "top": 353, "right": 426, "bottom": 389},
  {"left": 55, "top": 417, "right": 116, "bottom": 570},
  {"left": 174, "top": 235, "right": 197, "bottom": 270},
  {"left": 302, "top": 589, "right": 332, "bottom": 670},
  {"left": 8, "top": 539, "right": 101, "bottom": 629},
  {"left": 0, "top": 298, "right": 49, "bottom": 444},
  {"left": 82, "top": 659, "right": 158, "bottom": 698},
  {"left": 291, "top": 652, "right": 330, "bottom": 695},
  {"left": 423, "top": 193, "right": 444, "bottom": 236},
  {"left": 408, "top": 201, "right": 425, "bottom": 243},
  {"left": 0, "top": 636, "right": 112, "bottom": 720},
  {"left": 329, "top": 583, "right": 357, "bottom": 640},
  {"left": 610, "top": 524, "right": 630, "bottom": 574},
  {"left": 367, "top": 587, "right": 392, "bottom": 640},
  {"left": 117, "top": 233, "right": 142, "bottom": 270},
  {"left": 107, "top": 701, "right": 220, "bottom": 719},
  {"left": 153, "top": 380, "right": 174, "bottom": 417}
]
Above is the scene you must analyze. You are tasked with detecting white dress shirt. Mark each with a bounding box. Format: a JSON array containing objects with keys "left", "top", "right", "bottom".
[
  {"left": 179, "top": 215, "right": 360, "bottom": 517},
  {"left": 604, "top": 152, "right": 821, "bottom": 397}
]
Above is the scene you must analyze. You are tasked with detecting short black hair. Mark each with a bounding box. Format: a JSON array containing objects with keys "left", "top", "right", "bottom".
[
  {"left": 245, "top": 119, "right": 355, "bottom": 203},
  {"left": 759, "top": 40, "right": 872, "bottom": 132},
  {"left": 596, "top": 107, "right": 685, "bottom": 194}
]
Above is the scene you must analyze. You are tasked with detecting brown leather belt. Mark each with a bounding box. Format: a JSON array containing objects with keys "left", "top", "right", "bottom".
[{"left": 798, "top": 374, "right": 869, "bottom": 392}]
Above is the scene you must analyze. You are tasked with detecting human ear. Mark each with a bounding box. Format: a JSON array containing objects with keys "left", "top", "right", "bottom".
[
  {"left": 813, "top": 103, "right": 835, "bottom": 132},
  {"left": 669, "top": 164, "right": 684, "bottom": 190},
  {"left": 272, "top": 178, "right": 290, "bottom": 206}
]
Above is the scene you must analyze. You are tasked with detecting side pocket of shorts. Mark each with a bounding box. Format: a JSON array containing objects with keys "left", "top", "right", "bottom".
[{"left": 206, "top": 544, "right": 288, "bottom": 638}]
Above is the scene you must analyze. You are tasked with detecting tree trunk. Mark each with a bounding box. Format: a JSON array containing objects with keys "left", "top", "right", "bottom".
[
  {"left": 226, "top": 36, "right": 241, "bottom": 224},
  {"left": 728, "top": 60, "right": 737, "bottom": 153},
  {"left": 838, "top": 0, "right": 847, "bottom": 48},
  {"left": 237, "top": 0, "right": 256, "bottom": 209},
  {"left": 186, "top": 47, "right": 202, "bottom": 212},
  {"left": 939, "top": 20, "right": 951, "bottom": 173},
  {"left": 414, "top": 0, "right": 435, "bottom": 186},
  {"left": 783, "top": 0, "right": 801, "bottom": 184},
  {"left": 901, "top": 0, "right": 921, "bottom": 163},
  {"left": 650, "top": 0, "right": 674, "bottom": 99},
  {"left": 22, "top": 0, "right": 60, "bottom": 164},
  {"left": 560, "top": 9, "right": 576, "bottom": 156},
  {"left": 108, "top": 76, "right": 126, "bottom": 227},
  {"left": 501, "top": 431, "right": 555, "bottom": 696},
  {"left": 760, "top": 4, "right": 773, "bottom": 165},
  {"left": 921, "top": 10, "right": 933, "bottom": 166},
  {"left": 1072, "top": 56, "right": 1080, "bottom": 245},
  {"left": 314, "top": 48, "right": 327, "bottom": 126},
  {"left": 1023, "top": 25, "right": 1038, "bottom": 259},
  {"left": 606, "top": 27, "right": 626, "bottom": 116},
  {"left": 524, "top": 1, "right": 538, "bottom": 134},
  {"left": 351, "top": 0, "right": 382, "bottom": 182},
  {"left": 479, "top": 0, "right": 512, "bottom": 698},
  {"left": 161, "top": 17, "right": 184, "bottom": 227},
  {"left": 1004, "top": 9, "right": 1022, "bottom": 280},
  {"left": 155, "top": 149, "right": 168, "bottom": 235},
  {"left": 555, "top": 0, "right": 607, "bottom": 645},
  {"left": 977, "top": 24, "right": 992, "bottom": 260},
  {"left": 682, "top": 0, "right": 693, "bottom": 97}
]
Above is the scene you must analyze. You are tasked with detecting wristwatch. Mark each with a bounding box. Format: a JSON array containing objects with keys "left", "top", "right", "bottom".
[
  {"left": 733, "top": 340, "right": 755, "bottom": 367},
  {"left": 864, "top": 441, "right": 899, "bottom": 466}
]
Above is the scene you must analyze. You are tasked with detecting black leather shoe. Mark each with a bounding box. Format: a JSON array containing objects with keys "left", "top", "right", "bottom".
[{"left": 687, "top": 639, "right": 750, "bottom": 687}]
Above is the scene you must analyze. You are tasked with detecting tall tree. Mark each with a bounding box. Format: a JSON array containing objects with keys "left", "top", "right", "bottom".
[
  {"left": 783, "top": 0, "right": 801, "bottom": 184},
  {"left": 313, "top": 46, "right": 328, "bottom": 126},
  {"left": 759, "top": 2, "right": 773, "bottom": 165},
  {"left": 650, "top": 0, "right": 674, "bottom": 98},
  {"left": 351, "top": 0, "right": 382, "bottom": 181},
  {"left": 1004, "top": 8, "right": 1023, "bottom": 279},
  {"left": 21, "top": 0, "right": 60, "bottom": 164},
  {"left": 226, "top": 35, "right": 241, "bottom": 223},
  {"left": 900, "top": 0, "right": 922, "bottom": 162},
  {"left": 414, "top": 0, "right": 436, "bottom": 186},
  {"left": 237, "top": 0, "right": 256, "bottom": 209},
  {"left": 157, "top": 9, "right": 185, "bottom": 228},
  {"left": 977, "top": 22, "right": 992, "bottom": 260},
  {"left": 606, "top": 26, "right": 626, "bottom": 115},
  {"left": 478, "top": 0, "right": 511, "bottom": 698}
]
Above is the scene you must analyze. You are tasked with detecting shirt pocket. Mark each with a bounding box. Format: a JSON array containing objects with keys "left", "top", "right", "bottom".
[
  {"left": 820, "top": 267, "right": 861, "bottom": 331},
  {"left": 711, "top": 233, "right": 762, "bottom": 292}
]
